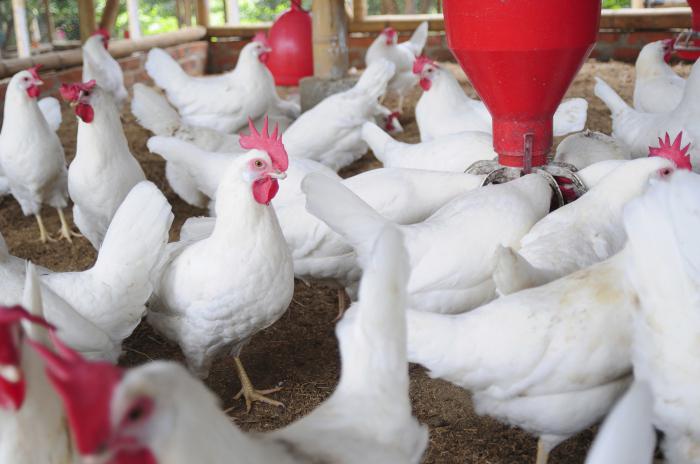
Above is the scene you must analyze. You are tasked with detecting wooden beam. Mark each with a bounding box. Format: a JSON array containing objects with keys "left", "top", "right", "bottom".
[
  {"left": 312, "top": 0, "right": 349, "bottom": 79},
  {"left": 196, "top": 0, "right": 210, "bottom": 27},
  {"left": 0, "top": 26, "right": 207, "bottom": 78},
  {"left": 12, "top": 0, "right": 31, "bottom": 57},
  {"left": 126, "top": 0, "right": 141, "bottom": 39},
  {"left": 99, "top": 0, "right": 121, "bottom": 33},
  {"left": 78, "top": 0, "right": 96, "bottom": 42}
]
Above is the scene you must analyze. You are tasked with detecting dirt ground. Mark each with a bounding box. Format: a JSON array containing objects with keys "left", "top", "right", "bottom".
[{"left": 0, "top": 58, "right": 691, "bottom": 463}]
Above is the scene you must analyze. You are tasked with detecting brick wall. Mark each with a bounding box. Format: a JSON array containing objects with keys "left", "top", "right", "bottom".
[
  {"left": 0, "top": 41, "right": 208, "bottom": 117},
  {"left": 207, "top": 29, "right": 680, "bottom": 74}
]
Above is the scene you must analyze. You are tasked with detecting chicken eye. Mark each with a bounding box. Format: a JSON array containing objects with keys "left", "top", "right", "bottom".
[
  {"left": 254, "top": 160, "right": 264, "bottom": 168},
  {"left": 127, "top": 405, "right": 144, "bottom": 422},
  {"left": 659, "top": 167, "right": 673, "bottom": 177}
]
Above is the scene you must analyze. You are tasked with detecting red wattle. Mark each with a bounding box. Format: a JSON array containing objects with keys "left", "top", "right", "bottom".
[
  {"left": 252, "top": 177, "right": 279, "bottom": 205},
  {"left": 0, "top": 377, "right": 25, "bottom": 411},
  {"left": 112, "top": 448, "right": 158, "bottom": 464},
  {"left": 419, "top": 78, "right": 432, "bottom": 91},
  {"left": 259, "top": 52, "right": 270, "bottom": 63},
  {"left": 75, "top": 103, "right": 94, "bottom": 123},
  {"left": 26, "top": 85, "right": 40, "bottom": 98}
]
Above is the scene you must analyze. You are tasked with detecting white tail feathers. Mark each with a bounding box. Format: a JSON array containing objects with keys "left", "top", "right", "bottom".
[
  {"left": 354, "top": 60, "right": 396, "bottom": 100},
  {"left": 38, "top": 97, "right": 62, "bottom": 132},
  {"left": 552, "top": 98, "right": 588, "bottom": 137},
  {"left": 408, "top": 21, "right": 429, "bottom": 56},
  {"left": 145, "top": 48, "right": 188, "bottom": 93},
  {"left": 21, "top": 262, "right": 50, "bottom": 344},
  {"left": 131, "top": 83, "right": 181, "bottom": 137},
  {"left": 302, "top": 172, "right": 389, "bottom": 263},
  {"left": 585, "top": 382, "right": 655, "bottom": 464},
  {"left": 594, "top": 77, "right": 631, "bottom": 116},
  {"left": 361, "top": 122, "right": 394, "bottom": 162}
]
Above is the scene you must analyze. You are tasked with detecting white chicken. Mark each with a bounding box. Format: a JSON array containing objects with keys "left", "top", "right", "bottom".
[
  {"left": 0, "top": 268, "right": 77, "bottom": 464},
  {"left": 554, "top": 130, "right": 631, "bottom": 170},
  {"left": 148, "top": 123, "right": 294, "bottom": 411},
  {"left": 413, "top": 57, "right": 588, "bottom": 142},
  {"left": 60, "top": 80, "right": 146, "bottom": 249},
  {"left": 0, "top": 181, "right": 173, "bottom": 361},
  {"left": 585, "top": 381, "right": 656, "bottom": 464},
  {"left": 594, "top": 58, "right": 700, "bottom": 169},
  {"left": 82, "top": 29, "right": 128, "bottom": 106},
  {"left": 33, "top": 225, "right": 427, "bottom": 464},
  {"left": 303, "top": 171, "right": 551, "bottom": 315},
  {"left": 283, "top": 59, "right": 396, "bottom": 171},
  {"left": 493, "top": 156, "right": 676, "bottom": 296},
  {"left": 362, "top": 121, "right": 496, "bottom": 171},
  {"left": 145, "top": 34, "right": 299, "bottom": 133},
  {"left": 623, "top": 170, "right": 700, "bottom": 464},
  {"left": 405, "top": 250, "right": 641, "bottom": 464},
  {"left": 633, "top": 39, "right": 685, "bottom": 113},
  {"left": 0, "top": 67, "right": 76, "bottom": 243},
  {"left": 365, "top": 22, "right": 428, "bottom": 113}
]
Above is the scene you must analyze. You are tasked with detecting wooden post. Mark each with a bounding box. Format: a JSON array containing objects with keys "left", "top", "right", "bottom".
[
  {"left": 631, "top": 0, "right": 645, "bottom": 8},
  {"left": 43, "top": 0, "right": 55, "bottom": 42},
  {"left": 312, "top": 0, "right": 349, "bottom": 79},
  {"left": 126, "top": 0, "right": 141, "bottom": 39},
  {"left": 12, "top": 0, "right": 31, "bottom": 57},
  {"left": 196, "top": 0, "right": 210, "bottom": 27},
  {"left": 352, "top": 0, "right": 366, "bottom": 22},
  {"left": 78, "top": 0, "right": 96, "bottom": 42},
  {"left": 226, "top": 0, "right": 240, "bottom": 24},
  {"left": 99, "top": 0, "right": 121, "bottom": 33},
  {"left": 183, "top": 0, "right": 192, "bottom": 25}
]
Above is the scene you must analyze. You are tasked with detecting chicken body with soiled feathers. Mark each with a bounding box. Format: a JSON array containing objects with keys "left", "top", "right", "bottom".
[
  {"left": 633, "top": 40, "right": 685, "bottom": 113},
  {"left": 303, "top": 172, "right": 551, "bottom": 314},
  {"left": 81, "top": 30, "right": 128, "bottom": 106},
  {"left": 365, "top": 22, "right": 428, "bottom": 112},
  {"left": 282, "top": 59, "right": 396, "bottom": 171},
  {"left": 406, "top": 249, "right": 641, "bottom": 464},
  {"left": 493, "top": 156, "right": 676, "bottom": 296},
  {"left": 34, "top": 226, "right": 428, "bottom": 464},
  {"left": 362, "top": 121, "right": 496, "bottom": 171},
  {"left": 413, "top": 58, "right": 588, "bottom": 142},
  {"left": 624, "top": 170, "right": 700, "bottom": 464},
  {"left": 0, "top": 182, "right": 173, "bottom": 361},
  {"left": 63, "top": 82, "right": 146, "bottom": 249},
  {"left": 595, "top": 58, "right": 700, "bottom": 170},
  {"left": 0, "top": 69, "right": 72, "bottom": 243},
  {"left": 148, "top": 135, "right": 293, "bottom": 409},
  {"left": 145, "top": 36, "right": 299, "bottom": 133},
  {"left": 554, "top": 130, "right": 631, "bottom": 170},
  {"left": 0, "top": 270, "right": 80, "bottom": 464}
]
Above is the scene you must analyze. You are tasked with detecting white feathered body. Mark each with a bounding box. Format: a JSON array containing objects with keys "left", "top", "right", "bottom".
[
  {"left": 554, "top": 130, "right": 631, "bottom": 170},
  {"left": 0, "top": 72, "right": 68, "bottom": 216},
  {"left": 633, "top": 41, "right": 685, "bottom": 113},
  {"left": 148, "top": 153, "right": 293, "bottom": 377},
  {"left": 69, "top": 87, "right": 146, "bottom": 249},
  {"left": 283, "top": 60, "right": 396, "bottom": 171},
  {"left": 82, "top": 35, "right": 128, "bottom": 105},
  {"left": 407, "top": 253, "right": 634, "bottom": 451},
  {"left": 624, "top": 171, "right": 700, "bottom": 464},
  {"left": 362, "top": 121, "right": 495, "bottom": 171}
]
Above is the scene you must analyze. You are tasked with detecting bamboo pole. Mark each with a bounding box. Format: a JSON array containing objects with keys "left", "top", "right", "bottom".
[
  {"left": 43, "top": 0, "right": 55, "bottom": 42},
  {"left": 78, "top": 0, "right": 97, "bottom": 42},
  {"left": 312, "top": 0, "right": 349, "bottom": 79},
  {"left": 126, "top": 0, "right": 141, "bottom": 39},
  {"left": 99, "top": 0, "right": 121, "bottom": 33},
  {"left": 196, "top": 0, "right": 210, "bottom": 27},
  {"left": 631, "top": 0, "right": 645, "bottom": 8},
  {"left": 226, "top": 0, "right": 240, "bottom": 24},
  {"left": 183, "top": 0, "right": 192, "bottom": 25},
  {"left": 352, "top": 0, "right": 366, "bottom": 22},
  {"left": 11, "top": 0, "right": 31, "bottom": 57}
]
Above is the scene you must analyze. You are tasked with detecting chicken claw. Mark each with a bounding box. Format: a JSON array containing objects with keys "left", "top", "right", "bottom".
[
  {"left": 54, "top": 208, "right": 82, "bottom": 243},
  {"left": 333, "top": 289, "right": 348, "bottom": 322},
  {"left": 35, "top": 214, "right": 57, "bottom": 243},
  {"left": 233, "top": 357, "right": 283, "bottom": 413}
]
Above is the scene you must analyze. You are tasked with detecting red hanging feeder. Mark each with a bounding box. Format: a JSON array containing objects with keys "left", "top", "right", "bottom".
[
  {"left": 443, "top": 0, "right": 601, "bottom": 205},
  {"left": 674, "top": 0, "right": 700, "bottom": 61},
  {"left": 266, "top": 0, "right": 313, "bottom": 86}
]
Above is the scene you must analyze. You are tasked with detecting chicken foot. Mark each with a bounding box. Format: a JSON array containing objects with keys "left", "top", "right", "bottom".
[
  {"left": 35, "top": 213, "right": 56, "bottom": 243},
  {"left": 334, "top": 289, "right": 348, "bottom": 322},
  {"left": 54, "top": 208, "right": 82, "bottom": 243},
  {"left": 233, "top": 356, "right": 283, "bottom": 413},
  {"left": 535, "top": 438, "right": 550, "bottom": 464}
]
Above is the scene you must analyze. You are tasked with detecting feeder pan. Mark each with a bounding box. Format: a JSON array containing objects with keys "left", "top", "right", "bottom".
[
  {"left": 443, "top": 0, "right": 601, "bottom": 206},
  {"left": 674, "top": 0, "right": 700, "bottom": 61}
]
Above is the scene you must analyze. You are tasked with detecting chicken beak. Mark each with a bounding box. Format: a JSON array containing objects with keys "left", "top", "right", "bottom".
[{"left": 269, "top": 170, "right": 287, "bottom": 180}]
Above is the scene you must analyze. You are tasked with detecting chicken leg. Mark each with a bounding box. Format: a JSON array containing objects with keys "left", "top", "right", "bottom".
[
  {"left": 535, "top": 438, "right": 550, "bottom": 464},
  {"left": 334, "top": 289, "right": 348, "bottom": 322},
  {"left": 54, "top": 208, "right": 82, "bottom": 243},
  {"left": 233, "top": 356, "right": 283, "bottom": 413},
  {"left": 35, "top": 213, "right": 56, "bottom": 243}
]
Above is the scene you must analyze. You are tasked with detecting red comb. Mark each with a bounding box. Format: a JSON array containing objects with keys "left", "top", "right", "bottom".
[
  {"left": 59, "top": 80, "right": 97, "bottom": 102},
  {"left": 27, "top": 65, "right": 42, "bottom": 81},
  {"left": 29, "top": 332, "right": 123, "bottom": 455},
  {"left": 383, "top": 27, "right": 397, "bottom": 36},
  {"left": 239, "top": 116, "right": 289, "bottom": 171},
  {"left": 649, "top": 132, "right": 692, "bottom": 171},
  {"left": 413, "top": 56, "right": 436, "bottom": 75},
  {"left": 253, "top": 31, "right": 270, "bottom": 47},
  {"left": 94, "top": 28, "right": 110, "bottom": 40}
]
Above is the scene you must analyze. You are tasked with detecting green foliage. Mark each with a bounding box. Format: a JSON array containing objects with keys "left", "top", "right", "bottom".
[{"left": 603, "top": 0, "right": 631, "bottom": 9}]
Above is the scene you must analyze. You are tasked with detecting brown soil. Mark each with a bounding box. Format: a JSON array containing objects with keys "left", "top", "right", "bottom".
[{"left": 1, "top": 58, "right": 690, "bottom": 463}]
